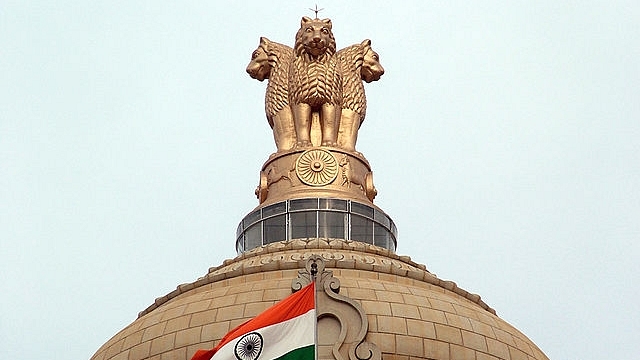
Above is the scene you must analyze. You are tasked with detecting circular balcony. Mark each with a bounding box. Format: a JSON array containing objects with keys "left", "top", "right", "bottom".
[{"left": 236, "top": 198, "right": 397, "bottom": 254}]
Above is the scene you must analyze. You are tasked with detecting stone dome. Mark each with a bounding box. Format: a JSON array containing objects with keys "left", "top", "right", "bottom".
[{"left": 90, "top": 239, "right": 549, "bottom": 360}]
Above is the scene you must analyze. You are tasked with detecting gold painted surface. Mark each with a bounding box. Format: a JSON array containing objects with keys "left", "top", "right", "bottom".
[
  {"left": 247, "top": 18, "right": 384, "bottom": 153},
  {"left": 295, "top": 149, "right": 339, "bottom": 186},
  {"left": 255, "top": 147, "right": 375, "bottom": 206},
  {"left": 246, "top": 37, "right": 296, "bottom": 152},
  {"left": 337, "top": 39, "right": 384, "bottom": 151},
  {"left": 247, "top": 16, "right": 384, "bottom": 205}
]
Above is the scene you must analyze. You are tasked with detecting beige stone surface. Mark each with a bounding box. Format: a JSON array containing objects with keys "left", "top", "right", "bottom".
[{"left": 91, "top": 240, "right": 549, "bottom": 360}]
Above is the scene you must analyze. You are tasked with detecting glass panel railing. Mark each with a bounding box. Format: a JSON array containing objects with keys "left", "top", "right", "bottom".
[
  {"left": 351, "top": 202, "right": 374, "bottom": 218},
  {"left": 237, "top": 198, "right": 396, "bottom": 254},
  {"left": 264, "top": 214, "right": 287, "bottom": 244},
  {"left": 290, "top": 198, "right": 318, "bottom": 211},
  {"left": 318, "top": 211, "right": 347, "bottom": 239},
  {"left": 243, "top": 209, "right": 261, "bottom": 228},
  {"left": 374, "top": 208, "right": 390, "bottom": 228},
  {"left": 244, "top": 223, "right": 262, "bottom": 250},
  {"left": 373, "top": 223, "right": 390, "bottom": 249},
  {"left": 319, "top": 198, "right": 347, "bottom": 211},
  {"left": 262, "top": 202, "right": 286, "bottom": 218},
  {"left": 350, "top": 215, "right": 373, "bottom": 244},
  {"left": 290, "top": 211, "right": 317, "bottom": 239}
]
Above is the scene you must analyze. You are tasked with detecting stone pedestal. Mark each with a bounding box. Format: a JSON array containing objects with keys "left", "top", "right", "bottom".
[{"left": 256, "top": 148, "right": 377, "bottom": 207}]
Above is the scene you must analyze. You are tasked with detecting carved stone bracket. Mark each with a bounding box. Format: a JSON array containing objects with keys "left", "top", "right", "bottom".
[{"left": 292, "top": 255, "right": 381, "bottom": 360}]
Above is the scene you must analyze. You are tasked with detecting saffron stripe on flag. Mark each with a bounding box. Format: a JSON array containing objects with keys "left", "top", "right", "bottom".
[
  {"left": 191, "top": 282, "right": 316, "bottom": 360},
  {"left": 211, "top": 309, "right": 315, "bottom": 360},
  {"left": 215, "top": 282, "right": 315, "bottom": 350}
]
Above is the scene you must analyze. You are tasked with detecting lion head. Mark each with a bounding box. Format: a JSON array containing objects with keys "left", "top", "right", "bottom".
[
  {"left": 294, "top": 16, "right": 336, "bottom": 58},
  {"left": 360, "top": 39, "right": 384, "bottom": 83},
  {"left": 246, "top": 37, "right": 271, "bottom": 81}
]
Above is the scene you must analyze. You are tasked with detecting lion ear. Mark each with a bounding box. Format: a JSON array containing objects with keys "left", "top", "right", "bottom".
[
  {"left": 301, "top": 16, "right": 312, "bottom": 25},
  {"left": 260, "top": 37, "right": 270, "bottom": 46},
  {"left": 361, "top": 39, "right": 372, "bottom": 47},
  {"left": 322, "top": 18, "right": 332, "bottom": 29}
]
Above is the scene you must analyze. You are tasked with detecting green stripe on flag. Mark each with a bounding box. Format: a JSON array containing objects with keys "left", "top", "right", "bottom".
[{"left": 274, "top": 345, "right": 315, "bottom": 360}]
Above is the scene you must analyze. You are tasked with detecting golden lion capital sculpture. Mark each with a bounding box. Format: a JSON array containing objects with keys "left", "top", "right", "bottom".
[{"left": 246, "top": 16, "right": 383, "bottom": 153}]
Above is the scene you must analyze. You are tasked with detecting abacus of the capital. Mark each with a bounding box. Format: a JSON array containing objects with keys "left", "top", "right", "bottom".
[{"left": 246, "top": 16, "right": 384, "bottom": 208}]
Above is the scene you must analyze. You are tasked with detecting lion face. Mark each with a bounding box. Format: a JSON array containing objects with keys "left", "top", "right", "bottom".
[
  {"left": 295, "top": 17, "right": 335, "bottom": 57},
  {"left": 246, "top": 38, "right": 271, "bottom": 81},
  {"left": 361, "top": 43, "right": 384, "bottom": 83}
]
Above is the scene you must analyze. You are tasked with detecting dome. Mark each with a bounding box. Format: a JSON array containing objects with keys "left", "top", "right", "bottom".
[
  {"left": 91, "top": 15, "right": 549, "bottom": 360},
  {"left": 90, "top": 240, "right": 548, "bottom": 360}
]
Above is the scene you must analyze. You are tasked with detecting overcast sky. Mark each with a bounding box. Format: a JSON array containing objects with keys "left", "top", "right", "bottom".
[{"left": 1, "top": 1, "right": 638, "bottom": 359}]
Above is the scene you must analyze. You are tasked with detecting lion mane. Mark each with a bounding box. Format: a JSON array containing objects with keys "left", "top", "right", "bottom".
[
  {"left": 260, "top": 38, "right": 294, "bottom": 124},
  {"left": 337, "top": 39, "right": 384, "bottom": 125},
  {"left": 289, "top": 17, "right": 342, "bottom": 110},
  {"left": 247, "top": 37, "right": 296, "bottom": 151},
  {"left": 338, "top": 42, "right": 368, "bottom": 121},
  {"left": 335, "top": 39, "right": 384, "bottom": 151},
  {"left": 288, "top": 17, "right": 343, "bottom": 147}
]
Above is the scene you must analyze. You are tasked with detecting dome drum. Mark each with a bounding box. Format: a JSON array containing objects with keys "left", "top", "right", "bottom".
[{"left": 236, "top": 198, "right": 397, "bottom": 254}]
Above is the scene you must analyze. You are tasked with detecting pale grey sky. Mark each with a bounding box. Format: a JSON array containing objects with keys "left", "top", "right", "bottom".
[{"left": 1, "top": 2, "right": 639, "bottom": 359}]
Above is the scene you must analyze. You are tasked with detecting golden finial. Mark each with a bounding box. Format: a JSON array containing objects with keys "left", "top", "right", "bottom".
[{"left": 309, "top": 4, "right": 324, "bottom": 19}]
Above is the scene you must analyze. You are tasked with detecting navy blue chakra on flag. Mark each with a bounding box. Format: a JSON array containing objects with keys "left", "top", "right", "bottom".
[
  {"left": 190, "top": 282, "right": 315, "bottom": 360},
  {"left": 234, "top": 332, "right": 264, "bottom": 360}
]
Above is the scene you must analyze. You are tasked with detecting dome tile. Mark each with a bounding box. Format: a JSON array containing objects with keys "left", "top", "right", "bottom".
[
  {"left": 148, "top": 332, "right": 175, "bottom": 357},
  {"left": 396, "top": 334, "right": 424, "bottom": 356},
  {"left": 434, "top": 323, "right": 463, "bottom": 345},
  {"left": 509, "top": 346, "right": 529, "bottom": 360},
  {"left": 461, "top": 329, "right": 489, "bottom": 352},
  {"left": 476, "top": 352, "right": 501, "bottom": 360},
  {"left": 377, "top": 315, "right": 407, "bottom": 335},
  {"left": 141, "top": 322, "right": 167, "bottom": 342},
  {"left": 406, "top": 319, "right": 436, "bottom": 338},
  {"left": 418, "top": 307, "right": 447, "bottom": 325},
  {"left": 360, "top": 299, "right": 392, "bottom": 316},
  {"left": 445, "top": 312, "right": 473, "bottom": 331},
  {"left": 486, "top": 337, "right": 510, "bottom": 359},
  {"left": 103, "top": 338, "right": 124, "bottom": 359},
  {"left": 390, "top": 303, "right": 420, "bottom": 319},
  {"left": 428, "top": 297, "right": 458, "bottom": 313},
  {"left": 214, "top": 304, "right": 243, "bottom": 322},
  {"left": 165, "top": 315, "right": 191, "bottom": 333},
  {"left": 366, "top": 332, "right": 395, "bottom": 353},
  {"left": 423, "top": 339, "right": 450, "bottom": 359},
  {"left": 494, "top": 327, "right": 518, "bottom": 347},
  {"left": 201, "top": 321, "right": 229, "bottom": 342},
  {"left": 129, "top": 342, "right": 150, "bottom": 359},
  {"left": 469, "top": 317, "right": 497, "bottom": 339},
  {"left": 175, "top": 327, "right": 201, "bottom": 348},
  {"left": 375, "top": 289, "right": 404, "bottom": 303},
  {"left": 450, "top": 343, "right": 476, "bottom": 359},
  {"left": 183, "top": 299, "right": 211, "bottom": 314},
  {"left": 189, "top": 308, "right": 217, "bottom": 327}
]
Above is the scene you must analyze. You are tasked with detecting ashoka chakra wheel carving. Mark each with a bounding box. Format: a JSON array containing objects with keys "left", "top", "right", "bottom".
[{"left": 296, "top": 149, "right": 338, "bottom": 186}]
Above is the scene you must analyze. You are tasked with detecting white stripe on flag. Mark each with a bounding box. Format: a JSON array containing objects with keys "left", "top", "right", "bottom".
[{"left": 211, "top": 308, "right": 315, "bottom": 360}]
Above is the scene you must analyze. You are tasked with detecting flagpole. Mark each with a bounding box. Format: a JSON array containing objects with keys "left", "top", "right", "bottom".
[{"left": 311, "top": 262, "right": 318, "bottom": 360}]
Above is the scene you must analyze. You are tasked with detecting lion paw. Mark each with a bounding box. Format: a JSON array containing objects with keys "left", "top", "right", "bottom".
[{"left": 296, "top": 141, "right": 313, "bottom": 148}]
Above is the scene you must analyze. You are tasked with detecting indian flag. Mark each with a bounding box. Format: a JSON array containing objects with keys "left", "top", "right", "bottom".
[{"left": 191, "top": 282, "right": 316, "bottom": 360}]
